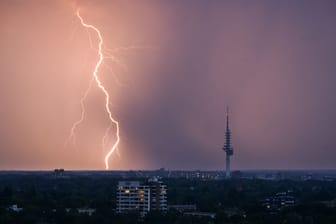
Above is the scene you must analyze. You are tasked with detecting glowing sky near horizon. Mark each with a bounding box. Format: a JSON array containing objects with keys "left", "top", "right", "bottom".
[{"left": 1, "top": 0, "right": 336, "bottom": 170}]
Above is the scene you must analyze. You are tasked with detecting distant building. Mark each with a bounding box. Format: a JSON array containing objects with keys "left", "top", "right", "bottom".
[
  {"left": 262, "top": 191, "right": 296, "bottom": 211},
  {"left": 148, "top": 177, "right": 167, "bottom": 211},
  {"left": 7, "top": 204, "right": 23, "bottom": 212},
  {"left": 54, "top": 168, "right": 64, "bottom": 177},
  {"left": 184, "top": 212, "right": 216, "bottom": 219},
  {"left": 168, "top": 204, "right": 197, "bottom": 212},
  {"left": 77, "top": 208, "right": 96, "bottom": 216},
  {"left": 116, "top": 178, "right": 167, "bottom": 214}
]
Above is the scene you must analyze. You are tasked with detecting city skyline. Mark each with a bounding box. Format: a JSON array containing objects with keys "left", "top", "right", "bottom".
[{"left": 1, "top": 0, "right": 336, "bottom": 170}]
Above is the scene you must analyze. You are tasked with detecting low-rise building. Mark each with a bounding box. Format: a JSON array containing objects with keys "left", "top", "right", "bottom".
[
  {"left": 168, "top": 204, "right": 197, "bottom": 212},
  {"left": 7, "top": 204, "right": 23, "bottom": 212},
  {"left": 77, "top": 208, "right": 96, "bottom": 216},
  {"left": 184, "top": 212, "right": 216, "bottom": 219},
  {"left": 262, "top": 191, "right": 297, "bottom": 211}
]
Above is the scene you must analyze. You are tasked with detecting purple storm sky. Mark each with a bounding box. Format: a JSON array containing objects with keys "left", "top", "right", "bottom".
[{"left": 0, "top": 0, "right": 336, "bottom": 170}]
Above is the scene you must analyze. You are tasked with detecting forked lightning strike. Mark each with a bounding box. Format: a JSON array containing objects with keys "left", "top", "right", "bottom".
[{"left": 67, "top": 9, "right": 120, "bottom": 170}]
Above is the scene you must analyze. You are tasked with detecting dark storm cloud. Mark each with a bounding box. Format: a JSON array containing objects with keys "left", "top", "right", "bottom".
[{"left": 120, "top": 0, "right": 336, "bottom": 169}]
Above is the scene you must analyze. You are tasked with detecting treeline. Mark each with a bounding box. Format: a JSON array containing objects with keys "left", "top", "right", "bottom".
[{"left": 0, "top": 173, "right": 336, "bottom": 223}]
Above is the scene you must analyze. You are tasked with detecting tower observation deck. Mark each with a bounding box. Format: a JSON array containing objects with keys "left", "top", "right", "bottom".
[{"left": 223, "top": 108, "right": 234, "bottom": 178}]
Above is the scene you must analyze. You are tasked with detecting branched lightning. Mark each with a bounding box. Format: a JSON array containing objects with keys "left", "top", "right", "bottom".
[
  {"left": 65, "top": 76, "right": 94, "bottom": 147},
  {"left": 68, "top": 9, "right": 120, "bottom": 170}
]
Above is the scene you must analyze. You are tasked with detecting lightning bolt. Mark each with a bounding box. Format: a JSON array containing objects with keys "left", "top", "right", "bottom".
[
  {"left": 67, "top": 9, "right": 120, "bottom": 170},
  {"left": 65, "top": 76, "right": 94, "bottom": 147}
]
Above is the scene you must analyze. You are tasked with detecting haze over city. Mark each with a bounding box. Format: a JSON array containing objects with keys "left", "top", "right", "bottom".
[{"left": 1, "top": 0, "right": 336, "bottom": 170}]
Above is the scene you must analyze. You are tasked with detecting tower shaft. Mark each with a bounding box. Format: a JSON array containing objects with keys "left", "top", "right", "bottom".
[{"left": 226, "top": 154, "right": 231, "bottom": 178}]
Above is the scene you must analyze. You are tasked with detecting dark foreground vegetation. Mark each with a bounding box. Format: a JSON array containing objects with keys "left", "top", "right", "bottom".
[{"left": 0, "top": 172, "right": 336, "bottom": 224}]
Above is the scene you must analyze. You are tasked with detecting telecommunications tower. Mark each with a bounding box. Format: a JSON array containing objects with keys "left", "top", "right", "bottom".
[{"left": 223, "top": 107, "right": 234, "bottom": 178}]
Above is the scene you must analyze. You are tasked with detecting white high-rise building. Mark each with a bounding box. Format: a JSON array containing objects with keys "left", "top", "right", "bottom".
[
  {"left": 117, "top": 181, "right": 150, "bottom": 213},
  {"left": 148, "top": 177, "right": 167, "bottom": 211},
  {"left": 116, "top": 179, "right": 167, "bottom": 214}
]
